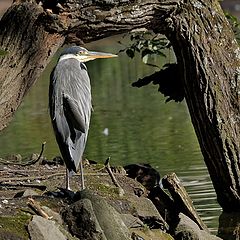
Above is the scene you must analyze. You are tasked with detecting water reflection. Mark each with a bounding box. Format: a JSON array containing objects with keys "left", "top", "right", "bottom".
[{"left": 0, "top": 36, "right": 222, "bottom": 233}]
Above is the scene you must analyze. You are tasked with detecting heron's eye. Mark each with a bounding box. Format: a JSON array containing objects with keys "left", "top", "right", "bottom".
[{"left": 78, "top": 50, "right": 87, "bottom": 55}]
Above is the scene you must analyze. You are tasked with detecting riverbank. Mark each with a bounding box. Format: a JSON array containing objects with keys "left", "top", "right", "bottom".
[{"left": 0, "top": 155, "right": 222, "bottom": 240}]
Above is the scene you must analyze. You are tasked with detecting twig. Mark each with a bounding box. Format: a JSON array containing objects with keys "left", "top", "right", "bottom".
[
  {"left": 104, "top": 157, "right": 124, "bottom": 196},
  {"left": 0, "top": 142, "right": 46, "bottom": 166},
  {"left": 0, "top": 172, "right": 116, "bottom": 183},
  {"left": 21, "top": 142, "right": 46, "bottom": 166},
  {"left": 27, "top": 197, "right": 50, "bottom": 219},
  {"left": 0, "top": 183, "right": 47, "bottom": 191},
  {"left": 0, "top": 169, "right": 40, "bottom": 174},
  {"left": 0, "top": 172, "right": 65, "bottom": 183},
  {"left": 0, "top": 159, "right": 14, "bottom": 164}
]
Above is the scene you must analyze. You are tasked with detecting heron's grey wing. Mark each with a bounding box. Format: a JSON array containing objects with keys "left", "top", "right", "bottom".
[
  {"left": 49, "top": 60, "right": 91, "bottom": 173},
  {"left": 62, "top": 93, "right": 86, "bottom": 133}
]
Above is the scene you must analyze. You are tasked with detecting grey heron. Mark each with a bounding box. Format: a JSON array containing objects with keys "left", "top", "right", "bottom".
[{"left": 49, "top": 46, "right": 117, "bottom": 190}]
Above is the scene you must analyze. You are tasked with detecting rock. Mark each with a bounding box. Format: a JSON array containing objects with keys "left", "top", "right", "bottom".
[
  {"left": 120, "top": 214, "right": 144, "bottom": 228},
  {"left": 5, "top": 154, "right": 22, "bottom": 161},
  {"left": 45, "top": 188, "right": 75, "bottom": 199},
  {"left": 131, "top": 228, "right": 175, "bottom": 240},
  {"left": 41, "top": 206, "right": 63, "bottom": 225},
  {"left": 2, "top": 199, "right": 8, "bottom": 204},
  {"left": 67, "top": 189, "right": 131, "bottom": 240},
  {"left": 41, "top": 156, "right": 64, "bottom": 166},
  {"left": 14, "top": 189, "right": 39, "bottom": 198},
  {"left": 175, "top": 213, "right": 222, "bottom": 240},
  {"left": 124, "top": 164, "right": 160, "bottom": 190},
  {"left": 148, "top": 185, "right": 176, "bottom": 224},
  {"left": 218, "top": 211, "right": 240, "bottom": 240},
  {"left": 81, "top": 190, "right": 131, "bottom": 240},
  {"left": 62, "top": 198, "right": 106, "bottom": 240},
  {"left": 130, "top": 195, "right": 169, "bottom": 230},
  {"left": 111, "top": 166, "right": 126, "bottom": 174},
  {"left": 0, "top": 231, "right": 25, "bottom": 240},
  {"left": 28, "top": 215, "right": 67, "bottom": 240}
]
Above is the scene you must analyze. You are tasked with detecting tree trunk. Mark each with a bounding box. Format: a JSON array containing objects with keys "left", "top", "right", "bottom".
[
  {"left": 0, "top": 3, "right": 64, "bottom": 130},
  {"left": 163, "top": 0, "right": 240, "bottom": 211},
  {"left": 0, "top": 0, "right": 163, "bottom": 130},
  {"left": 0, "top": 0, "right": 239, "bottom": 211}
]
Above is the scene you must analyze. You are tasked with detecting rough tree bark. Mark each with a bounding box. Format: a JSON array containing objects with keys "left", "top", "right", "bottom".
[
  {"left": 163, "top": 1, "right": 240, "bottom": 211},
  {"left": 0, "top": 0, "right": 239, "bottom": 211},
  {"left": 0, "top": 0, "right": 165, "bottom": 130}
]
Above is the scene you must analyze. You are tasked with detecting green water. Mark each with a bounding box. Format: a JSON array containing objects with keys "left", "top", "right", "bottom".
[{"left": 0, "top": 36, "right": 221, "bottom": 233}]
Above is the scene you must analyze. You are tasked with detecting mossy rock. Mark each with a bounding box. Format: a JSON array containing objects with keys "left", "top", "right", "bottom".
[
  {"left": 0, "top": 212, "right": 31, "bottom": 240},
  {"left": 131, "top": 228, "right": 174, "bottom": 240}
]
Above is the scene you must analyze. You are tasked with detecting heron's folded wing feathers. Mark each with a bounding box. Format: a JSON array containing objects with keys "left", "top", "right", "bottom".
[{"left": 62, "top": 94, "right": 86, "bottom": 133}]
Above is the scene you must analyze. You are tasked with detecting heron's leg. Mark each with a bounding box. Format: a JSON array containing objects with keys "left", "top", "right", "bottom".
[
  {"left": 66, "top": 168, "right": 71, "bottom": 190},
  {"left": 79, "top": 159, "right": 85, "bottom": 190}
]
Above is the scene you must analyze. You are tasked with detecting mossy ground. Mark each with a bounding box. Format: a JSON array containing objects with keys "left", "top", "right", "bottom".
[
  {"left": 0, "top": 211, "right": 31, "bottom": 240},
  {"left": 0, "top": 161, "right": 172, "bottom": 240}
]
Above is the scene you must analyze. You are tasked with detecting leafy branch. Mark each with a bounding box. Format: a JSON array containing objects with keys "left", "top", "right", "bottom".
[
  {"left": 118, "top": 31, "right": 172, "bottom": 67},
  {"left": 119, "top": 31, "right": 182, "bottom": 102},
  {"left": 119, "top": 10, "right": 240, "bottom": 103}
]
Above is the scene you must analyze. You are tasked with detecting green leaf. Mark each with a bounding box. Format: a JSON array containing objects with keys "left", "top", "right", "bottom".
[
  {"left": 142, "top": 54, "right": 149, "bottom": 64},
  {"left": 119, "top": 31, "right": 173, "bottom": 63},
  {"left": 141, "top": 48, "right": 154, "bottom": 58},
  {"left": 156, "top": 51, "right": 167, "bottom": 58},
  {"left": 126, "top": 48, "right": 135, "bottom": 58}
]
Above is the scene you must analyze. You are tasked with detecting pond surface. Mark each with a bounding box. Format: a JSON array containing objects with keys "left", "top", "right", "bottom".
[{"left": 0, "top": 36, "right": 222, "bottom": 233}]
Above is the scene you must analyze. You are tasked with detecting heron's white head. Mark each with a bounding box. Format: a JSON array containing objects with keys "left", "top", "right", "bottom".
[{"left": 59, "top": 46, "right": 118, "bottom": 63}]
